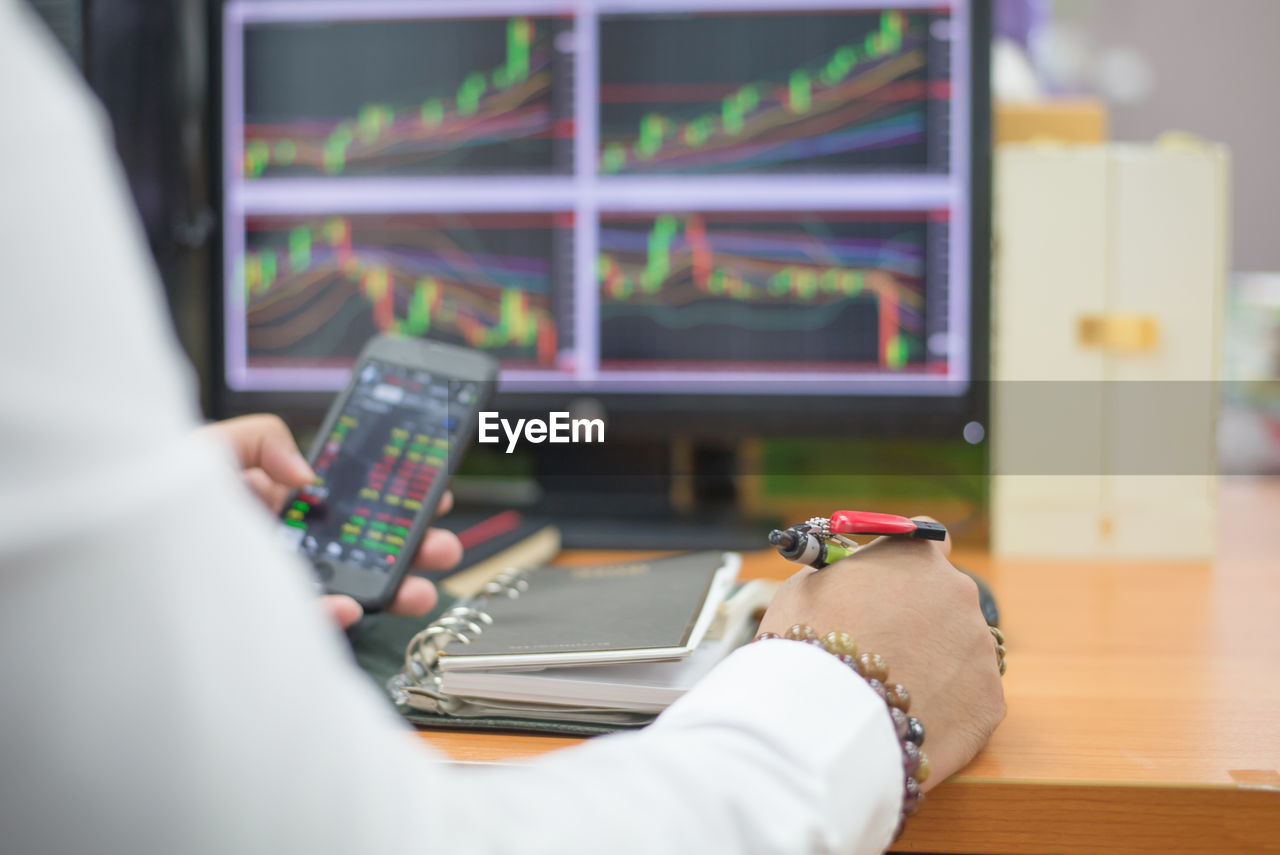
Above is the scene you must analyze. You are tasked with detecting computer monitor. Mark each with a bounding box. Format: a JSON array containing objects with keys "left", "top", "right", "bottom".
[{"left": 214, "top": 0, "right": 990, "bottom": 442}]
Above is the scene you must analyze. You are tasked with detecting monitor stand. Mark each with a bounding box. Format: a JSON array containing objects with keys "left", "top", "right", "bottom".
[{"left": 529, "top": 440, "right": 773, "bottom": 550}]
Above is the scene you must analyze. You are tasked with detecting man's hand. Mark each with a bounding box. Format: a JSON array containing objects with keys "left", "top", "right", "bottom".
[
  {"left": 758, "top": 517, "right": 1005, "bottom": 792},
  {"left": 199, "top": 415, "right": 462, "bottom": 628}
]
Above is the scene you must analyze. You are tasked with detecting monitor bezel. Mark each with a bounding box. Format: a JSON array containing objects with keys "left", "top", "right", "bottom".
[{"left": 208, "top": 0, "right": 991, "bottom": 442}]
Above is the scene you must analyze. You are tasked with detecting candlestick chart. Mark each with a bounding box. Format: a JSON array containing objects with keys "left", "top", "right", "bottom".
[
  {"left": 243, "top": 16, "right": 572, "bottom": 177},
  {"left": 242, "top": 213, "right": 564, "bottom": 368},
  {"left": 598, "top": 212, "right": 932, "bottom": 370},
  {"left": 598, "top": 9, "right": 945, "bottom": 175}
]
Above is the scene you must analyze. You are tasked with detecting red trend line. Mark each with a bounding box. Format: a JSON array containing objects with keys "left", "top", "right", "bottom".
[
  {"left": 378, "top": 283, "right": 394, "bottom": 331},
  {"left": 333, "top": 218, "right": 352, "bottom": 268},
  {"left": 879, "top": 290, "right": 899, "bottom": 366},
  {"left": 603, "top": 256, "right": 623, "bottom": 298},
  {"left": 361, "top": 269, "right": 395, "bottom": 331},
  {"left": 537, "top": 317, "right": 557, "bottom": 364},
  {"left": 685, "top": 214, "right": 712, "bottom": 288}
]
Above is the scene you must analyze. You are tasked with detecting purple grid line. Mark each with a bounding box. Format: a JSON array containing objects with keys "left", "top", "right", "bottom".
[
  {"left": 949, "top": 0, "right": 972, "bottom": 389},
  {"left": 573, "top": 0, "right": 600, "bottom": 380},
  {"left": 223, "top": 4, "right": 247, "bottom": 391},
  {"left": 231, "top": 0, "right": 576, "bottom": 24}
]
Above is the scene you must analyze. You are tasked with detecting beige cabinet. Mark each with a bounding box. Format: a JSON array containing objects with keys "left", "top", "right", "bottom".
[{"left": 991, "top": 142, "right": 1228, "bottom": 559}]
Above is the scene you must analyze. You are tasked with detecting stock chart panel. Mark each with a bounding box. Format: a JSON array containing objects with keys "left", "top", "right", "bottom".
[
  {"left": 597, "top": 211, "right": 948, "bottom": 373},
  {"left": 598, "top": 9, "right": 951, "bottom": 175},
  {"left": 225, "top": 1, "right": 973, "bottom": 394},
  {"left": 242, "top": 213, "right": 569, "bottom": 370},
  {"left": 242, "top": 15, "right": 574, "bottom": 177}
]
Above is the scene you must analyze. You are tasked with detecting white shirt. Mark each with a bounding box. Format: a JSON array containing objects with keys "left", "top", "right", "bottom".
[{"left": 0, "top": 3, "right": 902, "bottom": 853}]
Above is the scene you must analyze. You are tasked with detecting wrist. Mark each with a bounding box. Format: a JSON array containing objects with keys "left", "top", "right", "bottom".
[{"left": 754, "top": 626, "right": 928, "bottom": 842}]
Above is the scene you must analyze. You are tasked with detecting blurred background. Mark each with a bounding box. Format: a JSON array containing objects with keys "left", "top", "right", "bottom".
[{"left": 22, "top": 0, "right": 1279, "bottom": 554}]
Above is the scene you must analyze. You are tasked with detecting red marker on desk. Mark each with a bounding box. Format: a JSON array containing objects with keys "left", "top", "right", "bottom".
[{"left": 768, "top": 511, "right": 947, "bottom": 569}]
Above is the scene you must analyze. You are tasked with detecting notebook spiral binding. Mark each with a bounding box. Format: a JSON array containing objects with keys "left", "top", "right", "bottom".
[{"left": 387, "top": 570, "right": 531, "bottom": 710}]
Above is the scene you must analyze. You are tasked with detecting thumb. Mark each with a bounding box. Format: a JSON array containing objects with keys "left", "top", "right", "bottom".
[
  {"left": 322, "top": 594, "right": 364, "bottom": 629},
  {"left": 910, "top": 515, "right": 952, "bottom": 558},
  {"left": 209, "top": 414, "right": 315, "bottom": 487}
]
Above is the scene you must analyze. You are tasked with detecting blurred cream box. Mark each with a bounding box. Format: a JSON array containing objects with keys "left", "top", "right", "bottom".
[{"left": 991, "top": 139, "right": 1228, "bottom": 559}]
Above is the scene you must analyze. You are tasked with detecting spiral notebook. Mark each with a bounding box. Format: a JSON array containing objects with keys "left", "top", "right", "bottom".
[
  {"left": 436, "top": 580, "right": 774, "bottom": 714},
  {"left": 388, "top": 551, "right": 741, "bottom": 725}
]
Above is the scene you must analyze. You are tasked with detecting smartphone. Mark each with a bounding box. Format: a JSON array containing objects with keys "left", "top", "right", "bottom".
[{"left": 277, "top": 336, "right": 498, "bottom": 611}]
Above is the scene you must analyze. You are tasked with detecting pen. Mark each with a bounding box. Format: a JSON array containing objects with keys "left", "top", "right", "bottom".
[{"left": 769, "top": 511, "right": 947, "bottom": 570}]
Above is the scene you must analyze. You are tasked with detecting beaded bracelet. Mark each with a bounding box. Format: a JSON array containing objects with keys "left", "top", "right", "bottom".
[{"left": 754, "top": 625, "right": 927, "bottom": 841}]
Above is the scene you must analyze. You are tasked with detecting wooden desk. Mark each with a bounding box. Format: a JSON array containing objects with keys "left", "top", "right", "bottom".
[{"left": 417, "top": 479, "right": 1280, "bottom": 854}]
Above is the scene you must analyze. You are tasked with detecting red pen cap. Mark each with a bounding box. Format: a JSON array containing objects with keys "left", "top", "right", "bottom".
[{"left": 829, "top": 511, "right": 947, "bottom": 541}]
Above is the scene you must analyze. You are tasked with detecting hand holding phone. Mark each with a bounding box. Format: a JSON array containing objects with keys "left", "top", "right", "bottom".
[{"left": 277, "top": 336, "right": 498, "bottom": 612}]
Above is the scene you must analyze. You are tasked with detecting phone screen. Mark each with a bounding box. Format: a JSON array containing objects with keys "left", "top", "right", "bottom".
[{"left": 278, "top": 358, "right": 476, "bottom": 573}]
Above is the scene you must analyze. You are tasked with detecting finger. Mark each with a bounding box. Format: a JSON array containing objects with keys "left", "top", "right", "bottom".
[
  {"left": 213, "top": 414, "right": 314, "bottom": 488},
  {"left": 436, "top": 490, "right": 454, "bottom": 517},
  {"left": 243, "top": 468, "right": 291, "bottom": 513},
  {"left": 387, "top": 576, "right": 438, "bottom": 617},
  {"left": 911, "top": 514, "right": 952, "bottom": 558},
  {"left": 857, "top": 515, "right": 951, "bottom": 560},
  {"left": 321, "top": 594, "right": 364, "bottom": 629},
  {"left": 413, "top": 527, "right": 463, "bottom": 572}
]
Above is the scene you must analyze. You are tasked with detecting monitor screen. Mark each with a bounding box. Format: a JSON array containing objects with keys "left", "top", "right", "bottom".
[{"left": 220, "top": 0, "right": 984, "bottom": 413}]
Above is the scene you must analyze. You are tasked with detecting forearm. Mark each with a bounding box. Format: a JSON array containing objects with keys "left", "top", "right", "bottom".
[
  {"left": 458, "top": 642, "right": 904, "bottom": 855},
  {"left": 2, "top": 433, "right": 901, "bottom": 855},
  {"left": 126, "top": 446, "right": 903, "bottom": 855}
]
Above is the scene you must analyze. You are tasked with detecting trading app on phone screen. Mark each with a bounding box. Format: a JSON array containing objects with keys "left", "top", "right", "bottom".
[{"left": 278, "top": 359, "right": 475, "bottom": 571}]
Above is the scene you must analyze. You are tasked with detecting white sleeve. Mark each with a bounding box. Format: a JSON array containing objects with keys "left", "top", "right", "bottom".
[{"left": 0, "top": 4, "right": 903, "bottom": 855}]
